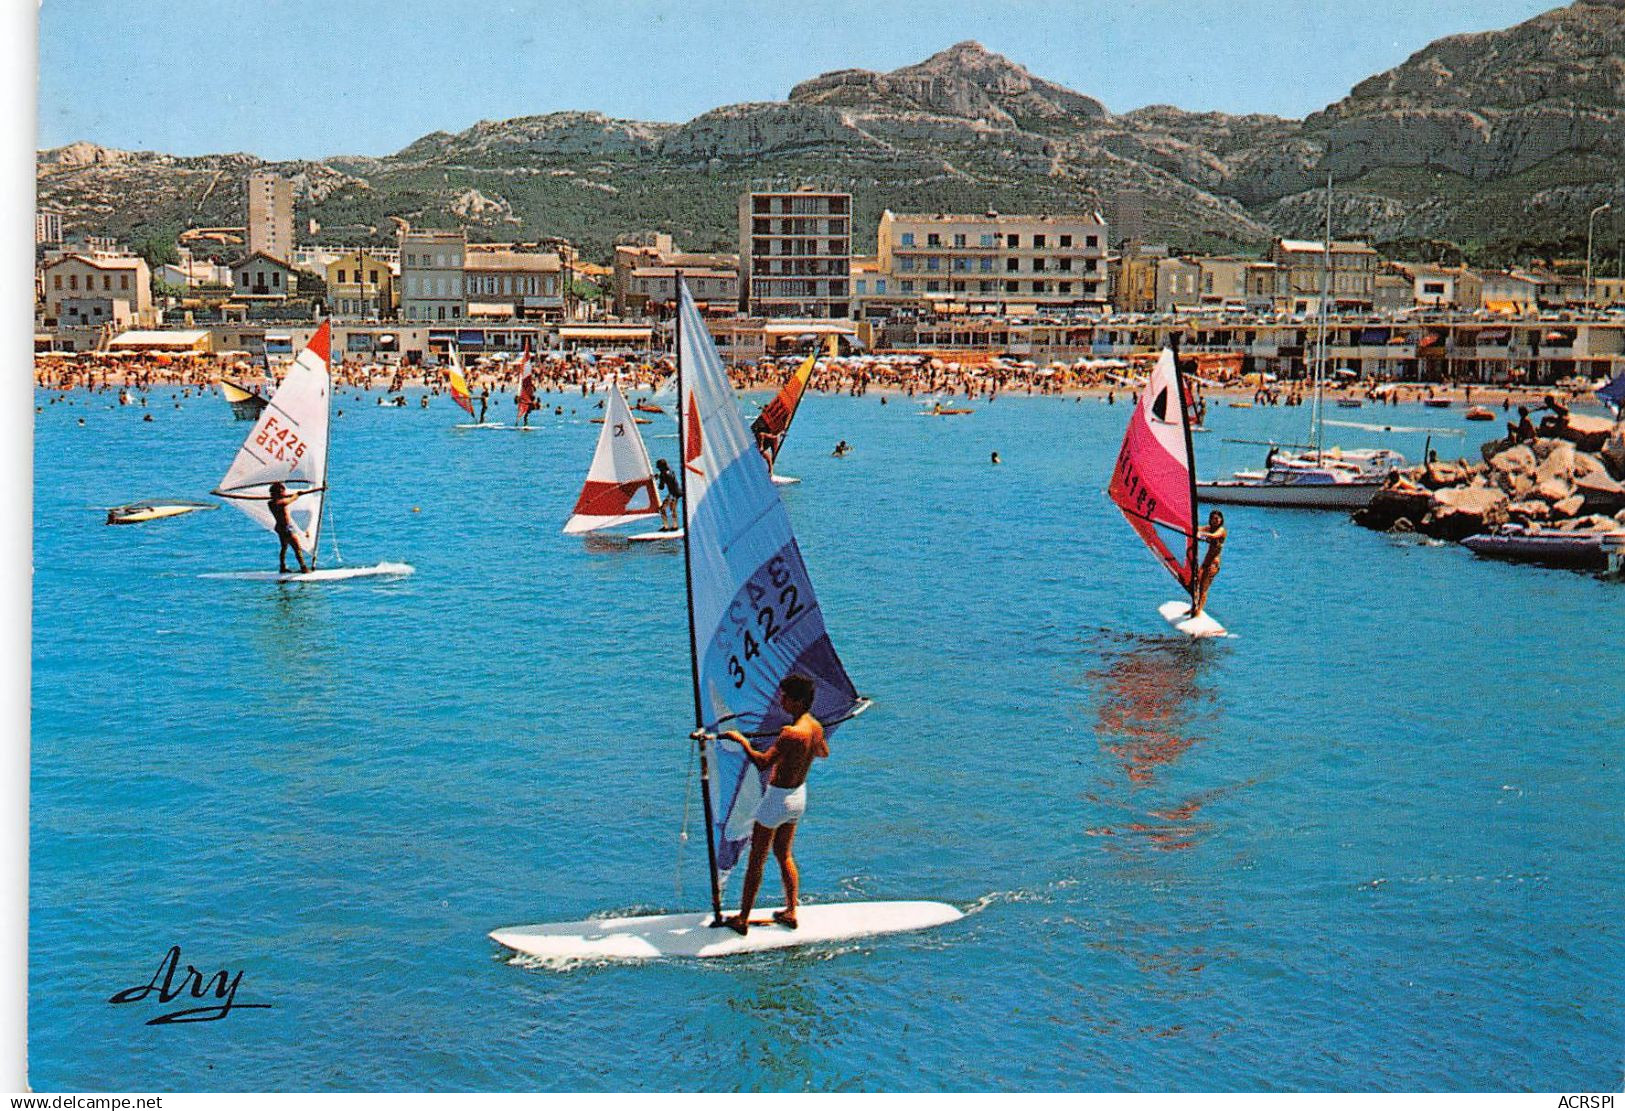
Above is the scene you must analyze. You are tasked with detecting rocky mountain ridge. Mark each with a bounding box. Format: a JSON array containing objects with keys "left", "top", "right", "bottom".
[{"left": 36, "top": 2, "right": 1624, "bottom": 262}]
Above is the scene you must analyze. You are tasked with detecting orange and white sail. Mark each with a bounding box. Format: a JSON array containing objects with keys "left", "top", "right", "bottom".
[
  {"left": 446, "top": 346, "right": 474, "bottom": 416},
  {"left": 750, "top": 336, "right": 833, "bottom": 466},
  {"left": 562, "top": 385, "right": 661, "bottom": 534}
]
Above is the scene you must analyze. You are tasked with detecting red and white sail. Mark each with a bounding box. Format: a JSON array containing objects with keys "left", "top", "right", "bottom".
[
  {"left": 516, "top": 341, "right": 538, "bottom": 423},
  {"left": 562, "top": 384, "right": 661, "bottom": 533},
  {"left": 214, "top": 321, "right": 332, "bottom": 559},
  {"left": 1108, "top": 347, "right": 1199, "bottom": 594}
]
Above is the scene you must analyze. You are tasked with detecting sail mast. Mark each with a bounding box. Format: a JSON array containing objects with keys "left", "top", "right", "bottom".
[
  {"left": 1172, "top": 335, "right": 1200, "bottom": 606},
  {"left": 312, "top": 322, "right": 332, "bottom": 569},
  {"left": 1312, "top": 173, "right": 1333, "bottom": 459},
  {"left": 676, "top": 272, "right": 726, "bottom": 925}
]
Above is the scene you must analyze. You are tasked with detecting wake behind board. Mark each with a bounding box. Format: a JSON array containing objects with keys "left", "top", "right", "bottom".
[
  {"left": 490, "top": 901, "right": 963, "bottom": 961},
  {"left": 1158, "top": 600, "right": 1228, "bottom": 638},
  {"left": 627, "top": 528, "right": 683, "bottom": 542},
  {"left": 769, "top": 474, "right": 801, "bottom": 486},
  {"left": 202, "top": 561, "right": 415, "bottom": 583}
]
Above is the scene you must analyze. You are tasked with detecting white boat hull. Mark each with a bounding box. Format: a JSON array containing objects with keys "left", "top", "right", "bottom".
[
  {"left": 1197, "top": 479, "right": 1381, "bottom": 510},
  {"left": 770, "top": 473, "right": 800, "bottom": 486},
  {"left": 627, "top": 529, "right": 684, "bottom": 542},
  {"left": 491, "top": 900, "right": 963, "bottom": 961}
]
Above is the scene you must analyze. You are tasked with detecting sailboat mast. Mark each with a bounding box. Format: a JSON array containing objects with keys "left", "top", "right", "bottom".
[
  {"left": 313, "top": 321, "right": 332, "bottom": 569},
  {"left": 1312, "top": 174, "right": 1333, "bottom": 458},
  {"left": 675, "top": 273, "right": 726, "bottom": 925},
  {"left": 1172, "top": 334, "right": 1201, "bottom": 605}
]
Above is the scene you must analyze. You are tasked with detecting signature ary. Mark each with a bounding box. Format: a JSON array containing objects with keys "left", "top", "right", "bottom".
[{"left": 108, "top": 946, "right": 272, "bottom": 1025}]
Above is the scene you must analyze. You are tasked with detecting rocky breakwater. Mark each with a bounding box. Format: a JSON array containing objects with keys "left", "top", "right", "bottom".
[{"left": 1353, "top": 413, "right": 1625, "bottom": 542}]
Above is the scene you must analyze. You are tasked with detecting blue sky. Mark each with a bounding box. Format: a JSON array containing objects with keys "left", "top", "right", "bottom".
[{"left": 38, "top": 0, "right": 1557, "bottom": 161}]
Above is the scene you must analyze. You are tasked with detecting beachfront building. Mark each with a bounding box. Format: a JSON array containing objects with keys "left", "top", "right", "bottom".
[
  {"left": 40, "top": 252, "right": 155, "bottom": 329},
  {"left": 877, "top": 209, "right": 1109, "bottom": 315},
  {"left": 399, "top": 229, "right": 466, "bottom": 322},
  {"left": 738, "top": 189, "right": 852, "bottom": 319},
  {"left": 612, "top": 234, "right": 737, "bottom": 318},
  {"left": 1268, "top": 238, "right": 1380, "bottom": 313},
  {"left": 230, "top": 252, "right": 299, "bottom": 301},
  {"left": 463, "top": 244, "right": 566, "bottom": 321},
  {"left": 325, "top": 249, "right": 397, "bottom": 320},
  {"left": 246, "top": 172, "right": 295, "bottom": 263}
]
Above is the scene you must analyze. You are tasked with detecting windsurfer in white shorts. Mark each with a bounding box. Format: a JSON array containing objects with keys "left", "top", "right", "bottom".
[{"left": 720, "top": 674, "right": 827, "bottom": 935}]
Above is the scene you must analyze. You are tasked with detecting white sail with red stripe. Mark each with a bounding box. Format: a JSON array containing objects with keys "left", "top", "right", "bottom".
[
  {"left": 213, "top": 321, "right": 332, "bottom": 560},
  {"left": 562, "top": 384, "right": 661, "bottom": 534}
]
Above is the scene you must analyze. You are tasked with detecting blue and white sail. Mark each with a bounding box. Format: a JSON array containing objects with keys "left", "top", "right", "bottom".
[{"left": 677, "top": 280, "right": 862, "bottom": 877}]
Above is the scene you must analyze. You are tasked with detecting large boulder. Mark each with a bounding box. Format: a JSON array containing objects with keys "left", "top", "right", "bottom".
[
  {"left": 1560, "top": 413, "right": 1615, "bottom": 453},
  {"left": 1574, "top": 469, "right": 1625, "bottom": 513},
  {"left": 1422, "top": 460, "right": 1464, "bottom": 488},
  {"left": 1552, "top": 494, "right": 1586, "bottom": 518},
  {"left": 1423, "top": 485, "right": 1509, "bottom": 541},
  {"left": 1353, "top": 488, "right": 1431, "bottom": 532},
  {"left": 1535, "top": 476, "right": 1574, "bottom": 503},
  {"left": 1602, "top": 428, "right": 1625, "bottom": 480},
  {"left": 1534, "top": 441, "right": 1576, "bottom": 484},
  {"left": 1489, "top": 443, "right": 1537, "bottom": 476},
  {"left": 1508, "top": 499, "right": 1552, "bottom": 521}
]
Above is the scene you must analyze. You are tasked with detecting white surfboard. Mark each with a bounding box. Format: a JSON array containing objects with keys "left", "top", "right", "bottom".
[
  {"left": 627, "top": 529, "right": 683, "bottom": 542},
  {"left": 454, "top": 422, "right": 508, "bottom": 430},
  {"left": 490, "top": 901, "right": 963, "bottom": 961},
  {"left": 769, "top": 473, "right": 801, "bottom": 486},
  {"left": 1158, "top": 600, "right": 1228, "bottom": 638},
  {"left": 202, "top": 561, "right": 415, "bottom": 583}
]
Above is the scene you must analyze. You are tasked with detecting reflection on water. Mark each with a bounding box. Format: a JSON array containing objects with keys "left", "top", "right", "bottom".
[{"left": 1083, "top": 631, "right": 1215, "bottom": 853}]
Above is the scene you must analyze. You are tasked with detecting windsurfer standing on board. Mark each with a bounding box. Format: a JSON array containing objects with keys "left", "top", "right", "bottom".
[
  {"left": 1191, "top": 509, "right": 1226, "bottom": 617},
  {"left": 719, "top": 674, "right": 826, "bottom": 935},
  {"left": 265, "top": 480, "right": 323, "bottom": 574},
  {"left": 654, "top": 458, "right": 682, "bottom": 531}
]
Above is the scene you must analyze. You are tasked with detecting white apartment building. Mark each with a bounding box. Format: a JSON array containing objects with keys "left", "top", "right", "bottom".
[
  {"left": 876, "top": 210, "right": 1109, "bottom": 313},
  {"left": 738, "top": 190, "right": 851, "bottom": 319},
  {"left": 399, "top": 230, "right": 467, "bottom": 322},
  {"left": 246, "top": 172, "right": 295, "bottom": 262}
]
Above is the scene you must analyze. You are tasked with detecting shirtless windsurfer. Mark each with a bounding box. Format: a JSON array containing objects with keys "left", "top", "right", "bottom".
[{"left": 720, "top": 674, "right": 826, "bottom": 935}]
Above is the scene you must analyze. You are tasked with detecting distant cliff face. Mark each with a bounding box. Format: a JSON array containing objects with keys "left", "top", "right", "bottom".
[{"left": 34, "top": 4, "right": 1625, "bottom": 263}]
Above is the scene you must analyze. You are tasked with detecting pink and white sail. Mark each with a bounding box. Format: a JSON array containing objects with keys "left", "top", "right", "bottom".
[
  {"left": 1108, "top": 347, "right": 1199, "bottom": 594},
  {"left": 562, "top": 384, "right": 661, "bottom": 534}
]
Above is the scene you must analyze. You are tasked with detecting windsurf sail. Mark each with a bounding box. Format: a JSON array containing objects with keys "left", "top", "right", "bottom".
[
  {"left": 213, "top": 321, "right": 332, "bottom": 563},
  {"left": 516, "top": 341, "right": 538, "bottom": 423},
  {"left": 1109, "top": 346, "right": 1199, "bottom": 597},
  {"left": 677, "top": 279, "right": 862, "bottom": 902},
  {"left": 446, "top": 345, "right": 474, "bottom": 416},
  {"left": 750, "top": 336, "right": 833, "bottom": 467},
  {"left": 562, "top": 385, "right": 661, "bottom": 533}
]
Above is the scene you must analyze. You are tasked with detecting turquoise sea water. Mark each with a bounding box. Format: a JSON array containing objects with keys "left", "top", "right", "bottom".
[{"left": 30, "top": 386, "right": 1625, "bottom": 1091}]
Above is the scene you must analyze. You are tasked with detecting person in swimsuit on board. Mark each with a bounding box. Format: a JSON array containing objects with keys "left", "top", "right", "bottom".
[
  {"left": 720, "top": 674, "right": 827, "bottom": 935},
  {"left": 1191, "top": 509, "right": 1226, "bottom": 616},
  {"left": 654, "top": 458, "right": 683, "bottom": 531},
  {"left": 265, "top": 480, "right": 324, "bottom": 574}
]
